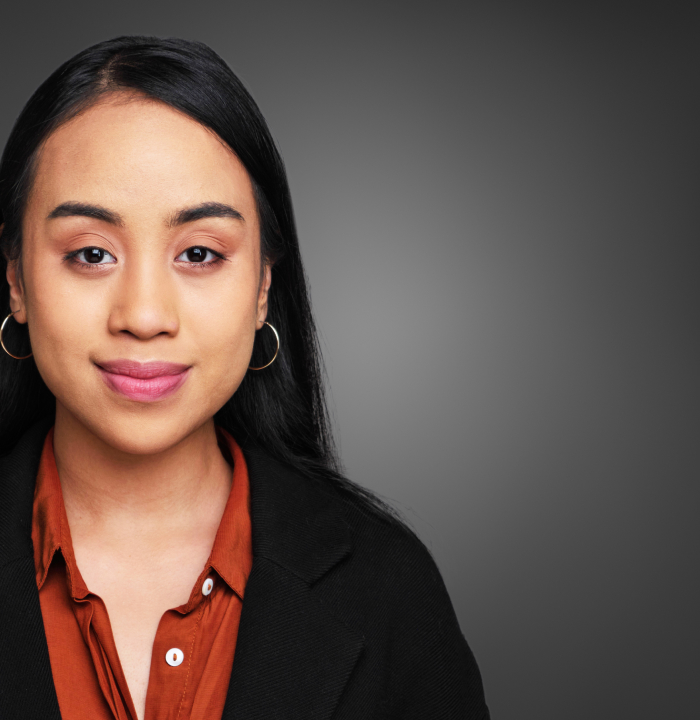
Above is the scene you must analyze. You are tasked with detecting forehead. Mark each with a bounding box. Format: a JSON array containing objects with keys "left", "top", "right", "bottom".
[{"left": 31, "top": 94, "right": 254, "bottom": 211}]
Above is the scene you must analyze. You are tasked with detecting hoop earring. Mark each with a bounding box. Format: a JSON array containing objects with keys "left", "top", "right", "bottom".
[
  {"left": 248, "top": 321, "right": 279, "bottom": 370},
  {"left": 0, "top": 311, "right": 32, "bottom": 360}
]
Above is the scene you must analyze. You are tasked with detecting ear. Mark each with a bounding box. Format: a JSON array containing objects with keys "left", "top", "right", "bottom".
[
  {"left": 256, "top": 263, "right": 272, "bottom": 329},
  {"left": 5, "top": 252, "right": 27, "bottom": 324}
]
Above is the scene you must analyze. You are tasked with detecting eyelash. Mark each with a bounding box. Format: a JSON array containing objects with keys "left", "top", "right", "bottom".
[{"left": 63, "top": 246, "right": 227, "bottom": 270}]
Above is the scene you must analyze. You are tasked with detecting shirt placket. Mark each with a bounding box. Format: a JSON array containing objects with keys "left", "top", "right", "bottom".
[
  {"left": 74, "top": 595, "right": 136, "bottom": 720},
  {"left": 144, "top": 569, "right": 218, "bottom": 720}
]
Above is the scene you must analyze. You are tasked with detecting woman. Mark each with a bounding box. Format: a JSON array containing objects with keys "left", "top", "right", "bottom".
[{"left": 0, "top": 36, "right": 489, "bottom": 719}]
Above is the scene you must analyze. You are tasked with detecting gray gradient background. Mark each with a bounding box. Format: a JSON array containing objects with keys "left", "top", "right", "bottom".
[{"left": 1, "top": 1, "right": 698, "bottom": 717}]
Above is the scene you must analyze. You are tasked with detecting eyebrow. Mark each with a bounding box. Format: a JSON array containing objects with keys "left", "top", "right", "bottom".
[
  {"left": 47, "top": 202, "right": 124, "bottom": 226},
  {"left": 46, "top": 201, "right": 245, "bottom": 228},
  {"left": 168, "top": 202, "right": 245, "bottom": 228}
]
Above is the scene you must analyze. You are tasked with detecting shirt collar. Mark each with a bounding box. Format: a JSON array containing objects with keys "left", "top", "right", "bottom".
[
  {"left": 31, "top": 426, "right": 252, "bottom": 604},
  {"left": 31, "top": 427, "right": 89, "bottom": 598},
  {"left": 203, "top": 427, "right": 252, "bottom": 600}
]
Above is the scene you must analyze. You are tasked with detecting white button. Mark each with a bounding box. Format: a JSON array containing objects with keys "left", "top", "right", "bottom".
[
  {"left": 166, "top": 648, "right": 184, "bottom": 667},
  {"left": 202, "top": 578, "right": 214, "bottom": 596}
]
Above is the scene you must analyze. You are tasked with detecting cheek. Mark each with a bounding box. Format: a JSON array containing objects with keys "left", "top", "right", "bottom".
[
  {"left": 187, "top": 291, "right": 258, "bottom": 399},
  {"left": 179, "top": 253, "right": 262, "bottom": 380},
  {"left": 23, "top": 259, "right": 105, "bottom": 392}
]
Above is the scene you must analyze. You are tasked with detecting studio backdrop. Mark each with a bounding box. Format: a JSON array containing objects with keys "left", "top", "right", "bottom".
[{"left": 0, "top": 2, "right": 697, "bottom": 718}]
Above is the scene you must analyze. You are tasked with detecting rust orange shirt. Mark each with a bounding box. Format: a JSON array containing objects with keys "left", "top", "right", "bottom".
[{"left": 31, "top": 427, "right": 253, "bottom": 720}]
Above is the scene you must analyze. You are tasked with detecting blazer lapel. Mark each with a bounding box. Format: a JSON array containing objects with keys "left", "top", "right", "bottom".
[
  {"left": 222, "top": 450, "right": 364, "bottom": 720},
  {"left": 0, "top": 418, "right": 61, "bottom": 720}
]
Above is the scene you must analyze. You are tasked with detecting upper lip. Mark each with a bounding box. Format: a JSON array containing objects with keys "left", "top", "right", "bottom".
[{"left": 96, "top": 359, "right": 190, "bottom": 379}]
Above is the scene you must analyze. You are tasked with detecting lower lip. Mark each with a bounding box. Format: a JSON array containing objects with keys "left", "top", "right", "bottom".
[{"left": 98, "top": 367, "right": 190, "bottom": 402}]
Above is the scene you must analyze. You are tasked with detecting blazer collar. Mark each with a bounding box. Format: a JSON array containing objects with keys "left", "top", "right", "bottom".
[
  {"left": 243, "top": 447, "right": 353, "bottom": 583},
  {"left": 221, "top": 447, "right": 364, "bottom": 720}
]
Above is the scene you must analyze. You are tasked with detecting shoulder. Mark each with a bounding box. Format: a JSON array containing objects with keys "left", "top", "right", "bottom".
[
  {"left": 309, "top": 470, "right": 491, "bottom": 718},
  {"left": 0, "top": 418, "right": 53, "bottom": 566},
  {"left": 322, "top": 479, "right": 462, "bottom": 631},
  {"left": 244, "top": 445, "right": 458, "bottom": 612},
  {"left": 335, "top": 483, "right": 445, "bottom": 593},
  {"left": 245, "top": 445, "right": 440, "bottom": 593}
]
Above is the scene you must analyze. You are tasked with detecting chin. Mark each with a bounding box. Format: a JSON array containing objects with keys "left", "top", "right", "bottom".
[
  {"left": 53, "top": 389, "right": 216, "bottom": 457},
  {"left": 93, "top": 412, "right": 210, "bottom": 456}
]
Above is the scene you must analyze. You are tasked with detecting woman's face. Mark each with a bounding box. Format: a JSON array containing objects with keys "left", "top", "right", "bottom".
[{"left": 7, "top": 94, "right": 271, "bottom": 455}]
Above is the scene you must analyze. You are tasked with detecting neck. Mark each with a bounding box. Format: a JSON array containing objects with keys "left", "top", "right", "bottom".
[{"left": 53, "top": 404, "right": 232, "bottom": 534}]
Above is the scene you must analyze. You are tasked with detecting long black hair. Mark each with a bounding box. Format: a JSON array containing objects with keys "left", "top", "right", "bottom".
[{"left": 0, "top": 36, "right": 392, "bottom": 518}]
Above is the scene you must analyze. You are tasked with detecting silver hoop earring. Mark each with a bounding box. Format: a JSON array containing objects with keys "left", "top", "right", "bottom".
[
  {"left": 248, "top": 321, "right": 280, "bottom": 370},
  {"left": 0, "top": 311, "right": 32, "bottom": 360}
]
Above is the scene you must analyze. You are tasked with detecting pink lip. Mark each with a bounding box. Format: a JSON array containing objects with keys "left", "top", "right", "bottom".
[{"left": 96, "top": 359, "right": 191, "bottom": 402}]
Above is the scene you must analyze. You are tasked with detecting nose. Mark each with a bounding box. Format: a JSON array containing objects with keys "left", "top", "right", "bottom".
[{"left": 107, "top": 261, "right": 179, "bottom": 340}]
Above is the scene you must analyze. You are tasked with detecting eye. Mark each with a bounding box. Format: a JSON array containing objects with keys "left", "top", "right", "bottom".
[
  {"left": 69, "top": 247, "right": 117, "bottom": 265},
  {"left": 176, "top": 246, "right": 223, "bottom": 264}
]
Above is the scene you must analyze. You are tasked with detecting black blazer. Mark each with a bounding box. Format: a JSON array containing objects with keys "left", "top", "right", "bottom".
[{"left": 0, "top": 421, "right": 490, "bottom": 719}]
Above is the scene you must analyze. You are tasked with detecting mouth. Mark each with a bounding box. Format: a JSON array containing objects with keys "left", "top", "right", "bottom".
[{"left": 95, "top": 359, "right": 191, "bottom": 402}]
